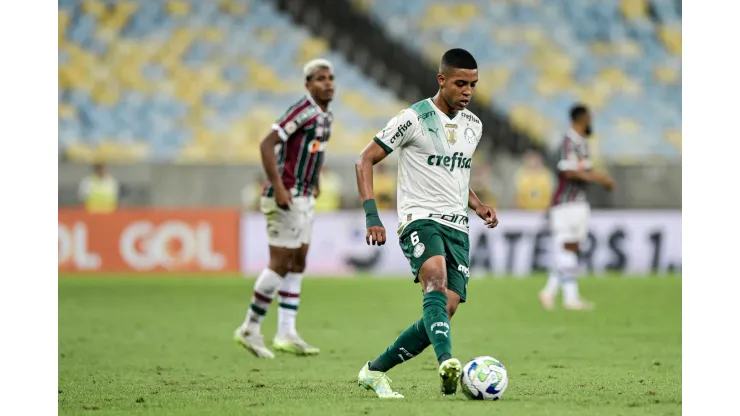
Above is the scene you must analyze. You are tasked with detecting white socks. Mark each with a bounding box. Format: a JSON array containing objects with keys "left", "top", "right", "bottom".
[
  {"left": 558, "top": 249, "right": 581, "bottom": 304},
  {"left": 277, "top": 272, "right": 303, "bottom": 338},
  {"left": 543, "top": 247, "right": 581, "bottom": 304},
  {"left": 241, "top": 269, "right": 304, "bottom": 338},
  {"left": 542, "top": 273, "right": 561, "bottom": 297},
  {"left": 243, "top": 268, "right": 283, "bottom": 335}
]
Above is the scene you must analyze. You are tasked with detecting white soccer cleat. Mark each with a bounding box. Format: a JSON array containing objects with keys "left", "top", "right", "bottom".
[
  {"left": 564, "top": 298, "right": 596, "bottom": 311},
  {"left": 357, "top": 362, "right": 404, "bottom": 399},
  {"left": 538, "top": 291, "right": 556, "bottom": 310},
  {"left": 272, "top": 334, "right": 320, "bottom": 356},
  {"left": 233, "top": 328, "right": 275, "bottom": 359}
]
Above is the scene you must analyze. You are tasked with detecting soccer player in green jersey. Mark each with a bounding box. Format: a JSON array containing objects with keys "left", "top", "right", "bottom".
[{"left": 354, "top": 49, "right": 499, "bottom": 398}]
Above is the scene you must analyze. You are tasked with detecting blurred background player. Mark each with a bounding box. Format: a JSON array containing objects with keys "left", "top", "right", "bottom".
[
  {"left": 355, "top": 49, "right": 498, "bottom": 398},
  {"left": 515, "top": 150, "right": 554, "bottom": 211},
  {"left": 470, "top": 161, "right": 497, "bottom": 210},
  {"left": 539, "top": 104, "right": 615, "bottom": 311},
  {"left": 372, "top": 163, "right": 396, "bottom": 210},
  {"left": 77, "top": 162, "right": 119, "bottom": 214},
  {"left": 313, "top": 166, "right": 342, "bottom": 212},
  {"left": 234, "top": 59, "right": 335, "bottom": 358},
  {"left": 241, "top": 174, "right": 266, "bottom": 212}
]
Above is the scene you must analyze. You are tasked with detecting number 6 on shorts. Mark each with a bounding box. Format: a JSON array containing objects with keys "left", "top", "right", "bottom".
[{"left": 411, "top": 231, "right": 420, "bottom": 245}]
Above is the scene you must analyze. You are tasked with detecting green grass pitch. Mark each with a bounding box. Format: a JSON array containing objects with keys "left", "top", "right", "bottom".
[{"left": 59, "top": 275, "right": 681, "bottom": 415}]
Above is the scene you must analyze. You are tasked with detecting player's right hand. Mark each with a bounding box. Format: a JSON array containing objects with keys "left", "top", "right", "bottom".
[
  {"left": 366, "top": 225, "right": 386, "bottom": 246},
  {"left": 274, "top": 186, "right": 292, "bottom": 210}
]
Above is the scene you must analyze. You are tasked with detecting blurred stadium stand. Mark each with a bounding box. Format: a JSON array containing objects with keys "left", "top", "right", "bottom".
[
  {"left": 354, "top": 0, "right": 681, "bottom": 164},
  {"left": 59, "top": 0, "right": 407, "bottom": 163},
  {"left": 58, "top": 0, "right": 681, "bottom": 209}
]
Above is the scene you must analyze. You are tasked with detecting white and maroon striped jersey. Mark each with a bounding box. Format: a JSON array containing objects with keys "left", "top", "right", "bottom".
[
  {"left": 551, "top": 129, "right": 592, "bottom": 206},
  {"left": 263, "top": 94, "right": 333, "bottom": 198}
]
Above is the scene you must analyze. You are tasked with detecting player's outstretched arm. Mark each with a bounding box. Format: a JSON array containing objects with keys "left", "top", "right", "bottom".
[
  {"left": 469, "top": 187, "right": 499, "bottom": 229},
  {"left": 355, "top": 141, "right": 391, "bottom": 246},
  {"left": 562, "top": 169, "right": 615, "bottom": 191},
  {"left": 558, "top": 142, "right": 615, "bottom": 191},
  {"left": 260, "top": 130, "right": 292, "bottom": 209}
]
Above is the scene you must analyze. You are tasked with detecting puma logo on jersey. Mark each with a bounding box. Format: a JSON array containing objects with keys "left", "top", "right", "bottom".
[
  {"left": 427, "top": 127, "right": 438, "bottom": 135},
  {"left": 426, "top": 151, "right": 472, "bottom": 171}
]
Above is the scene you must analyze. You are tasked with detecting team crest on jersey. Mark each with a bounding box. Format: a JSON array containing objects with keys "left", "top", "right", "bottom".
[
  {"left": 413, "top": 242, "right": 426, "bottom": 258},
  {"left": 285, "top": 120, "right": 298, "bottom": 134},
  {"left": 464, "top": 127, "right": 477, "bottom": 144},
  {"left": 445, "top": 128, "right": 457, "bottom": 145}
]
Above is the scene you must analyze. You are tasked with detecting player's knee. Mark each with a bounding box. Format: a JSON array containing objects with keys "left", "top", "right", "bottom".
[
  {"left": 420, "top": 257, "right": 448, "bottom": 293},
  {"left": 290, "top": 258, "right": 306, "bottom": 273},
  {"left": 423, "top": 275, "right": 447, "bottom": 293},
  {"left": 268, "top": 261, "right": 290, "bottom": 276},
  {"left": 268, "top": 249, "right": 293, "bottom": 276}
]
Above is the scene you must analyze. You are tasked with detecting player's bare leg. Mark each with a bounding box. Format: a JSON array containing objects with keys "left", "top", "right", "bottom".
[
  {"left": 235, "top": 245, "right": 295, "bottom": 358},
  {"left": 418, "top": 256, "right": 462, "bottom": 396},
  {"left": 446, "top": 288, "right": 461, "bottom": 320},
  {"left": 273, "top": 243, "right": 320, "bottom": 356}
]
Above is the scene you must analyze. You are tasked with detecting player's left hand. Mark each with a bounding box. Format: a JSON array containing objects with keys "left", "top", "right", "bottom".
[
  {"left": 313, "top": 186, "right": 321, "bottom": 198},
  {"left": 476, "top": 205, "right": 499, "bottom": 228},
  {"left": 366, "top": 225, "right": 387, "bottom": 246}
]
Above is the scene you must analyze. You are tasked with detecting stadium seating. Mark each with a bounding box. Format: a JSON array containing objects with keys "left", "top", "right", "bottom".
[
  {"left": 356, "top": 0, "right": 681, "bottom": 162},
  {"left": 59, "top": 0, "right": 407, "bottom": 163}
]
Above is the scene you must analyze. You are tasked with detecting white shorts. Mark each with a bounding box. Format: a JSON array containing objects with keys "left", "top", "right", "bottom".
[
  {"left": 549, "top": 201, "right": 590, "bottom": 244},
  {"left": 260, "top": 196, "right": 315, "bottom": 249}
]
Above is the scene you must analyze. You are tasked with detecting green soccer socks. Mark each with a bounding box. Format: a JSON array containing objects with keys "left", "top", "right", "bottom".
[
  {"left": 422, "top": 291, "right": 452, "bottom": 363},
  {"left": 369, "top": 318, "right": 431, "bottom": 372},
  {"left": 368, "top": 290, "right": 452, "bottom": 373}
]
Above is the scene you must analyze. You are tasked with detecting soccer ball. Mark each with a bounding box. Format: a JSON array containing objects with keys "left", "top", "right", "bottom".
[{"left": 460, "top": 356, "right": 508, "bottom": 400}]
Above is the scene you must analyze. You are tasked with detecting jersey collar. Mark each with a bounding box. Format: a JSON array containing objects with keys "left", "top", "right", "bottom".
[
  {"left": 306, "top": 93, "right": 329, "bottom": 114},
  {"left": 428, "top": 98, "right": 461, "bottom": 123},
  {"left": 568, "top": 128, "right": 586, "bottom": 143}
]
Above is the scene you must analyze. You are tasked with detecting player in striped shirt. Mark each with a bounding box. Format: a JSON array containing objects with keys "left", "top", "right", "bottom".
[
  {"left": 539, "top": 104, "right": 615, "bottom": 311},
  {"left": 234, "top": 59, "right": 334, "bottom": 358}
]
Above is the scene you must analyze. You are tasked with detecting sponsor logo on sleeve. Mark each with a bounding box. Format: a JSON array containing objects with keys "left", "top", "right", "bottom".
[{"left": 390, "top": 120, "right": 413, "bottom": 144}]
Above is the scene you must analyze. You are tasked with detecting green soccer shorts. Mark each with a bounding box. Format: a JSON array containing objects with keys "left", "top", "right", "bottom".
[{"left": 399, "top": 219, "right": 471, "bottom": 302}]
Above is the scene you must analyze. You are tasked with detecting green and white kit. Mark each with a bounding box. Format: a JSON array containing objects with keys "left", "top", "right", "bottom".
[{"left": 373, "top": 98, "right": 483, "bottom": 301}]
